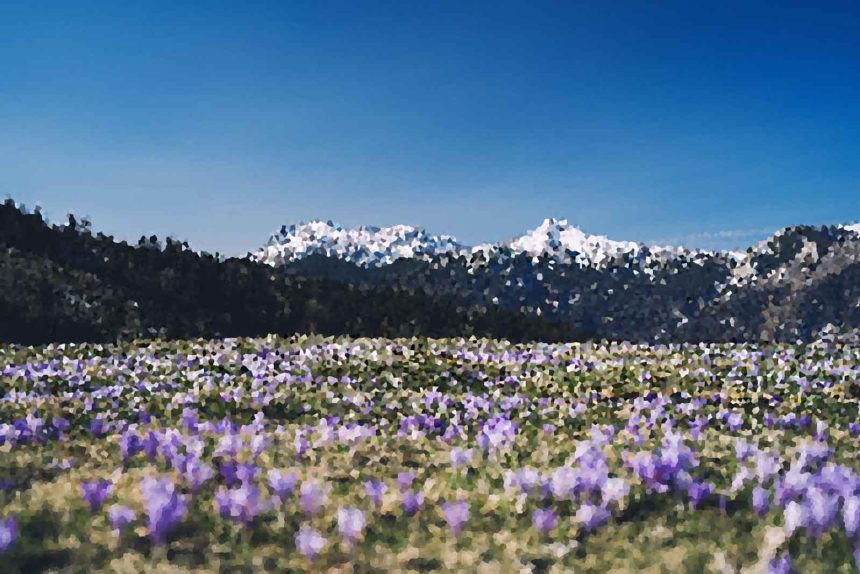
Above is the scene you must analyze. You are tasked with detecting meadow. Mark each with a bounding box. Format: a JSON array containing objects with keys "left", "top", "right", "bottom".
[{"left": 1, "top": 335, "right": 859, "bottom": 573}]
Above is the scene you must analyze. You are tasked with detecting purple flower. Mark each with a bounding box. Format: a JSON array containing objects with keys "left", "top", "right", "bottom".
[
  {"left": 181, "top": 407, "right": 198, "bottom": 432},
  {"left": 767, "top": 553, "right": 795, "bottom": 574},
  {"left": 726, "top": 412, "right": 744, "bottom": 431},
  {"left": 802, "top": 487, "right": 838, "bottom": 537},
  {"left": 337, "top": 507, "right": 366, "bottom": 544},
  {"left": 220, "top": 461, "right": 239, "bottom": 487},
  {"left": 0, "top": 517, "right": 17, "bottom": 553},
  {"left": 402, "top": 490, "right": 424, "bottom": 516},
  {"left": 734, "top": 439, "right": 756, "bottom": 462},
  {"left": 848, "top": 422, "right": 860, "bottom": 438},
  {"left": 796, "top": 442, "right": 832, "bottom": 471},
  {"left": 250, "top": 434, "right": 271, "bottom": 457},
  {"left": 119, "top": 430, "right": 142, "bottom": 463},
  {"left": 294, "top": 435, "right": 310, "bottom": 458},
  {"left": 575, "top": 503, "right": 610, "bottom": 532},
  {"left": 108, "top": 504, "right": 136, "bottom": 532},
  {"left": 748, "top": 485, "right": 769, "bottom": 517},
  {"left": 236, "top": 462, "right": 258, "bottom": 485},
  {"left": 215, "top": 484, "right": 266, "bottom": 525},
  {"left": 441, "top": 500, "right": 469, "bottom": 537},
  {"left": 814, "top": 420, "right": 829, "bottom": 441},
  {"left": 450, "top": 448, "right": 473, "bottom": 469},
  {"left": 267, "top": 469, "right": 298, "bottom": 501},
  {"left": 181, "top": 457, "right": 215, "bottom": 492},
  {"left": 396, "top": 472, "right": 415, "bottom": 492},
  {"left": 549, "top": 467, "right": 578, "bottom": 500},
  {"left": 52, "top": 417, "right": 70, "bottom": 435},
  {"left": 508, "top": 468, "right": 543, "bottom": 496},
  {"left": 89, "top": 416, "right": 106, "bottom": 437},
  {"left": 687, "top": 481, "right": 714, "bottom": 508},
  {"left": 601, "top": 477, "right": 629, "bottom": 506},
  {"left": 844, "top": 495, "right": 860, "bottom": 538},
  {"left": 140, "top": 476, "right": 187, "bottom": 544},
  {"left": 365, "top": 479, "right": 387, "bottom": 508},
  {"left": 299, "top": 482, "right": 328, "bottom": 518},
  {"left": 783, "top": 500, "right": 805, "bottom": 537},
  {"left": 295, "top": 524, "right": 326, "bottom": 561},
  {"left": 214, "top": 434, "right": 242, "bottom": 459},
  {"left": 754, "top": 451, "right": 781, "bottom": 485},
  {"left": 142, "top": 431, "right": 160, "bottom": 462},
  {"left": 531, "top": 508, "right": 557, "bottom": 535},
  {"left": 81, "top": 479, "right": 112, "bottom": 512}
]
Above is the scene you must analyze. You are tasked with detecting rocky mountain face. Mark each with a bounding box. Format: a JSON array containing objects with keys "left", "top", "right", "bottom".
[{"left": 257, "top": 218, "right": 860, "bottom": 343}]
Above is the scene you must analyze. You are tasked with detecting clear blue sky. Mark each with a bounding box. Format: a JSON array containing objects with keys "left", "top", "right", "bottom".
[{"left": 2, "top": 1, "right": 859, "bottom": 254}]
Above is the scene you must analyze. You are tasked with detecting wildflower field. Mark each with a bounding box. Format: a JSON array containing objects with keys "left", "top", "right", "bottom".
[{"left": 1, "top": 335, "right": 860, "bottom": 573}]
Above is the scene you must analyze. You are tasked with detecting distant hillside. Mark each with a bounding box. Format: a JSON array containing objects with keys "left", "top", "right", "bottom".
[{"left": 0, "top": 200, "right": 585, "bottom": 345}]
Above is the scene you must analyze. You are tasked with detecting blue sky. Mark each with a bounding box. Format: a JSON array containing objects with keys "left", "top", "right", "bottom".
[{"left": 2, "top": 1, "right": 859, "bottom": 254}]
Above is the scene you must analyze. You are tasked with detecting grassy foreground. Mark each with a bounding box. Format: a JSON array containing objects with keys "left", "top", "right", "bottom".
[{"left": 1, "top": 335, "right": 860, "bottom": 572}]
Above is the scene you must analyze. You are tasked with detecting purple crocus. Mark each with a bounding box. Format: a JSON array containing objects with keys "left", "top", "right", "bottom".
[
  {"left": 726, "top": 412, "right": 744, "bottom": 432},
  {"left": 844, "top": 495, "right": 860, "bottom": 538},
  {"left": 182, "top": 457, "right": 215, "bottom": 492},
  {"left": 220, "top": 461, "right": 240, "bottom": 487},
  {"left": 236, "top": 462, "right": 258, "bottom": 485},
  {"left": 814, "top": 420, "right": 829, "bottom": 442},
  {"left": 601, "top": 477, "right": 630, "bottom": 506},
  {"left": 140, "top": 476, "right": 187, "bottom": 544},
  {"left": 267, "top": 469, "right": 298, "bottom": 501},
  {"left": 81, "top": 479, "right": 112, "bottom": 512},
  {"left": 0, "top": 517, "right": 17, "bottom": 553},
  {"left": 337, "top": 506, "right": 366, "bottom": 545},
  {"left": 802, "top": 487, "right": 838, "bottom": 537},
  {"left": 119, "top": 430, "right": 142, "bottom": 463},
  {"left": 396, "top": 472, "right": 415, "bottom": 492},
  {"left": 575, "top": 503, "right": 610, "bottom": 532},
  {"left": 402, "top": 490, "right": 425, "bottom": 516},
  {"left": 687, "top": 481, "right": 714, "bottom": 509},
  {"left": 107, "top": 504, "right": 136, "bottom": 533},
  {"left": 752, "top": 486, "right": 770, "bottom": 517},
  {"left": 783, "top": 501, "right": 805, "bottom": 537},
  {"left": 531, "top": 508, "right": 557, "bottom": 535},
  {"left": 450, "top": 448, "right": 473, "bottom": 469},
  {"left": 767, "top": 553, "right": 795, "bottom": 574},
  {"left": 89, "top": 416, "right": 106, "bottom": 437},
  {"left": 299, "top": 481, "right": 328, "bottom": 518},
  {"left": 295, "top": 524, "right": 326, "bottom": 561},
  {"left": 215, "top": 484, "right": 266, "bottom": 525},
  {"left": 181, "top": 407, "right": 198, "bottom": 432},
  {"left": 52, "top": 417, "right": 70, "bottom": 436},
  {"left": 441, "top": 500, "right": 469, "bottom": 537},
  {"left": 365, "top": 479, "right": 387, "bottom": 508}
]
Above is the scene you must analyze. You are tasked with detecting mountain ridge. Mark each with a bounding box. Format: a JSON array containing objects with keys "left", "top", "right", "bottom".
[
  {"left": 254, "top": 217, "right": 757, "bottom": 270},
  {"left": 256, "top": 217, "right": 860, "bottom": 343}
]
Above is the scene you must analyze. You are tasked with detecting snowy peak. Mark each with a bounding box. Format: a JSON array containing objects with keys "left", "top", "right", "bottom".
[
  {"left": 255, "top": 217, "right": 743, "bottom": 269},
  {"left": 505, "top": 218, "right": 645, "bottom": 265},
  {"left": 254, "top": 219, "right": 465, "bottom": 267}
]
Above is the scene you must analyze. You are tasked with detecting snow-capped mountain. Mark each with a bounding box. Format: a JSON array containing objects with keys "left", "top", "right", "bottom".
[
  {"left": 255, "top": 217, "right": 695, "bottom": 269},
  {"left": 500, "top": 218, "right": 698, "bottom": 267},
  {"left": 254, "top": 220, "right": 465, "bottom": 267}
]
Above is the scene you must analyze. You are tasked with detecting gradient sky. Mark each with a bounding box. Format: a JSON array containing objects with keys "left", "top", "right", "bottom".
[{"left": 2, "top": 1, "right": 859, "bottom": 255}]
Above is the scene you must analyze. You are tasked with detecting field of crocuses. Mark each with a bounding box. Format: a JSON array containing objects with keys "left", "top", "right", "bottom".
[{"left": 2, "top": 336, "right": 860, "bottom": 573}]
